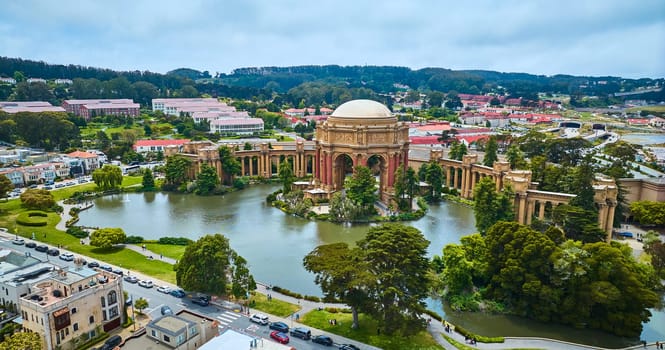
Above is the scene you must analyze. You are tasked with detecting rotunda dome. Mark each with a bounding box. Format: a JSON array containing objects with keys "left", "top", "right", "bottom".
[{"left": 330, "top": 99, "right": 393, "bottom": 120}]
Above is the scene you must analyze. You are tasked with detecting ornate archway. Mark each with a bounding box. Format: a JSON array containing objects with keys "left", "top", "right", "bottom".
[{"left": 312, "top": 99, "right": 410, "bottom": 201}]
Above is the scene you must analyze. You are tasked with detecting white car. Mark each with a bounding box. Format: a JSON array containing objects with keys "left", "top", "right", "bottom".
[
  {"left": 156, "top": 285, "right": 171, "bottom": 294},
  {"left": 11, "top": 238, "right": 25, "bottom": 245},
  {"left": 59, "top": 252, "right": 74, "bottom": 261},
  {"left": 250, "top": 313, "right": 269, "bottom": 325},
  {"left": 138, "top": 280, "right": 153, "bottom": 288}
]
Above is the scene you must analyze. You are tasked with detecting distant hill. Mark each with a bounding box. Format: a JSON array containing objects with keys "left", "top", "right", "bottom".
[{"left": 1, "top": 57, "right": 663, "bottom": 105}]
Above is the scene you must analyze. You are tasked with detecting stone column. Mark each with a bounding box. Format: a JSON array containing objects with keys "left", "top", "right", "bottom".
[
  {"left": 327, "top": 154, "right": 333, "bottom": 187},
  {"left": 526, "top": 199, "right": 535, "bottom": 225},
  {"left": 453, "top": 168, "right": 459, "bottom": 189},
  {"left": 538, "top": 201, "right": 546, "bottom": 220},
  {"left": 446, "top": 167, "right": 452, "bottom": 188},
  {"left": 315, "top": 149, "right": 320, "bottom": 179},
  {"left": 605, "top": 202, "right": 616, "bottom": 242},
  {"left": 517, "top": 193, "right": 527, "bottom": 224},
  {"left": 249, "top": 157, "right": 254, "bottom": 176},
  {"left": 597, "top": 203, "right": 607, "bottom": 231},
  {"left": 240, "top": 157, "right": 245, "bottom": 176}
]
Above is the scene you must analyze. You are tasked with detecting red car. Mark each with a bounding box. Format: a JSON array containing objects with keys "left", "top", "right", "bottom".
[{"left": 270, "top": 331, "right": 289, "bottom": 344}]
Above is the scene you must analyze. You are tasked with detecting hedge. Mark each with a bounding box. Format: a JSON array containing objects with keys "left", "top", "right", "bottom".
[
  {"left": 424, "top": 309, "right": 443, "bottom": 322},
  {"left": 16, "top": 211, "right": 49, "bottom": 227},
  {"left": 158, "top": 237, "right": 193, "bottom": 245},
  {"left": 66, "top": 227, "right": 89, "bottom": 239},
  {"left": 125, "top": 236, "right": 145, "bottom": 244},
  {"left": 453, "top": 324, "right": 504, "bottom": 343}
]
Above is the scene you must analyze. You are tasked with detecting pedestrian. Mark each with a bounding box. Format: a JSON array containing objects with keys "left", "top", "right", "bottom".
[
  {"left": 657, "top": 341, "right": 660, "bottom": 348},
  {"left": 159, "top": 253, "right": 163, "bottom": 259}
]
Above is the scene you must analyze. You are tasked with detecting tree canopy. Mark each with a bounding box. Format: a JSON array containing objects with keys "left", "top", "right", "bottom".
[
  {"left": 163, "top": 155, "right": 192, "bottom": 190},
  {"left": 195, "top": 164, "right": 219, "bottom": 195},
  {"left": 630, "top": 201, "right": 665, "bottom": 226},
  {"left": 218, "top": 146, "right": 241, "bottom": 185},
  {"left": 175, "top": 234, "right": 254, "bottom": 297},
  {"left": 92, "top": 164, "right": 123, "bottom": 191},
  {"left": 0, "top": 174, "right": 13, "bottom": 200},
  {"left": 473, "top": 177, "right": 514, "bottom": 234},
  {"left": 305, "top": 224, "right": 431, "bottom": 335},
  {"left": 90, "top": 228, "right": 127, "bottom": 249},
  {"left": 19, "top": 189, "right": 55, "bottom": 210},
  {"left": 344, "top": 165, "right": 377, "bottom": 212},
  {"left": 0, "top": 331, "right": 42, "bottom": 350}
]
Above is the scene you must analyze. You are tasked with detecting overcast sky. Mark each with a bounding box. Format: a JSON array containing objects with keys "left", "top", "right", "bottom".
[{"left": 1, "top": 0, "right": 664, "bottom": 78}]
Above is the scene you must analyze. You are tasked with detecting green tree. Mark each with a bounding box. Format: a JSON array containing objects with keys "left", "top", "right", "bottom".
[
  {"left": 424, "top": 161, "right": 443, "bottom": 202},
  {"left": 142, "top": 168, "right": 155, "bottom": 190},
  {"left": 604, "top": 141, "right": 637, "bottom": 163},
  {"left": 505, "top": 144, "right": 527, "bottom": 169},
  {"left": 163, "top": 155, "right": 192, "bottom": 190},
  {"left": 134, "top": 297, "right": 149, "bottom": 314},
  {"left": 427, "top": 91, "right": 445, "bottom": 108},
  {"left": 328, "top": 192, "right": 362, "bottom": 222},
  {"left": 132, "top": 81, "right": 159, "bottom": 106},
  {"left": 437, "top": 129, "right": 457, "bottom": 145},
  {"left": 357, "top": 224, "right": 431, "bottom": 335},
  {"left": 92, "top": 165, "right": 123, "bottom": 191},
  {"left": 344, "top": 165, "right": 377, "bottom": 211},
  {"left": 393, "top": 166, "right": 418, "bottom": 211},
  {"left": 567, "top": 156, "right": 597, "bottom": 212},
  {"left": 230, "top": 254, "right": 257, "bottom": 300},
  {"left": 304, "top": 242, "right": 371, "bottom": 329},
  {"left": 218, "top": 146, "right": 241, "bottom": 185},
  {"left": 0, "top": 174, "right": 13, "bottom": 200},
  {"left": 0, "top": 331, "right": 41, "bottom": 350},
  {"left": 630, "top": 201, "right": 665, "bottom": 226},
  {"left": 518, "top": 129, "right": 548, "bottom": 158},
  {"left": 483, "top": 135, "right": 498, "bottom": 167},
  {"left": 441, "top": 244, "right": 474, "bottom": 294},
  {"left": 473, "top": 178, "right": 515, "bottom": 234},
  {"left": 90, "top": 228, "right": 127, "bottom": 249},
  {"left": 552, "top": 204, "right": 606, "bottom": 243},
  {"left": 195, "top": 164, "right": 219, "bottom": 195},
  {"left": 175, "top": 234, "right": 251, "bottom": 296},
  {"left": 545, "top": 138, "right": 591, "bottom": 166},
  {"left": 278, "top": 160, "right": 294, "bottom": 194},
  {"left": 448, "top": 140, "right": 467, "bottom": 160},
  {"left": 243, "top": 142, "right": 253, "bottom": 150},
  {"left": 19, "top": 189, "right": 55, "bottom": 210}
]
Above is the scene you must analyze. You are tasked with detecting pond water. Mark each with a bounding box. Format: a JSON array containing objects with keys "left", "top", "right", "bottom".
[
  {"left": 621, "top": 133, "right": 665, "bottom": 146},
  {"left": 78, "top": 184, "right": 663, "bottom": 347}
]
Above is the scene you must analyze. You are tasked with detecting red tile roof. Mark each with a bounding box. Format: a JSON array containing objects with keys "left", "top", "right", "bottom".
[{"left": 67, "top": 151, "right": 98, "bottom": 158}]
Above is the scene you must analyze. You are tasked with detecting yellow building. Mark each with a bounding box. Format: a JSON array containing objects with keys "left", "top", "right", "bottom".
[{"left": 19, "top": 265, "right": 124, "bottom": 350}]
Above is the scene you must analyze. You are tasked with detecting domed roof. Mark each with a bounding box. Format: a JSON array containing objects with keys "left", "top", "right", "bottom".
[{"left": 330, "top": 99, "right": 393, "bottom": 119}]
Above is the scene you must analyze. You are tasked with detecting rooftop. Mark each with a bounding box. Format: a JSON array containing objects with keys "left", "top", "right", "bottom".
[
  {"left": 149, "top": 315, "right": 196, "bottom": 336},
  {"left": 0, "top": 249, "right": 41, "bottom": 275},
  {"left": 330, "top": 99, "right": 394, "bottom": 120}
]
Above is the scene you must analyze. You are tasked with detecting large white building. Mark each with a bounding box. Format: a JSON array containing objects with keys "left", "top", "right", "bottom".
[
  {"left": 210, "top": 118, "right": 264, "bottom": 135},
  {"left": 152, "top": 98, "right": 235, "bottom": 116}
]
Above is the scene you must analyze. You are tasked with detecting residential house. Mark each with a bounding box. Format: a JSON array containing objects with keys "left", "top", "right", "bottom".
[
  {"left": 66, "top": 151, "right": 100, "bottom": 175},
  {"left": 19, "top": 266, "right": 124, "bottom": 350},
  {"left": 133, "top": 139, "right": 190, "bottom": 154}
]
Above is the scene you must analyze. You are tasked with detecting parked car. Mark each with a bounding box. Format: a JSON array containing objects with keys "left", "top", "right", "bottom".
[
  {"left": 47, "top": 248, "right": 60, "bottom": 256},
  {"left": 35, "top": 245, "right": 48, "bottom": 252},
  {"left": 191, "top": 297, "right": 209, "bottom": 306},
  {"left": 269, "top": 321, "right": 289, "bottom": 333},
  {"left": 170, "top": 289, "right": 185, "bottom": 298},
  {"left": 312, "top": 335, "right": 333, "bottom": 346},
  {"left": 44, "top": 186, "right": 53, "bottom": 190},
  {"left": 25, "top": 242, "right": 36, "bottom": 248},
  {"left": 270, "top": 331, "right": 289, "bottom": 344},
  {"left": 87, "top": 261, "right": 100, "bottom": 268},
  {"left": 125, "top": 296, "right": 132, "bottom": 306},
  {"left": 59, "top": 252, "right": 74, "bottom": 261},
  {"left": 111, "top": 268, "right": 123, "bottom": 276},
  {"left": 156, "top": 286, "right": 171, "bottom": 294},
  {"left": 338, "top": 345, "right": 360, "bottom": 350},
  {"left": 101, "top": 335, "right": 122, "bottom": 350},
  {"left": 138, "top": 280, "right": 153, "bottom": 288},
  {"left": 123, "top": 276, "right": 138, "bottom": 284},
  {"left": 97, "top": 275, "right": 108, "bottom": 284},
  {"left": 160, "top": 306, "right": 173, "bottom": 316},
  {"left": 290, "top": 327, "right": 311, "bottom": 340},
  {"left": 100, "top": 265, "right": 113, "bottom": 272},
  {"left": 250, "top": 313, "right": 269, "bottom": 325},
  {"left": 11, "top": 238, "right": 25, "bottom": 245}
]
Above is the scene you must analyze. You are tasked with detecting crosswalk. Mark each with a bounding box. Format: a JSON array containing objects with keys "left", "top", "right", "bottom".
[{"left": 216, "top": 311, "right": 241, "bottom": 327}]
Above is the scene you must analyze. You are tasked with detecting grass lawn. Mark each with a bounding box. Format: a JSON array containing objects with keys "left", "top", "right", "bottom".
[
  {"left": 0, "top": 179, "right": 177, "bottom": 284},
  {"left": 626, "top": 105, "right": 665, "bottom": 113},
  {"left": 249, "top": 292, "right": 300, "bottom": 318},
  {"left": 143, "top": 243, "right": 186, "bottom": 260},
  {"left": 300, "top": 309, "right": 444, "bottom": 350}
]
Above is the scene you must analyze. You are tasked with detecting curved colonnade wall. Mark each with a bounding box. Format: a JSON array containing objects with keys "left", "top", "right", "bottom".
[{"left": 165, "top": 139, "right": 622, "bottom": 242}]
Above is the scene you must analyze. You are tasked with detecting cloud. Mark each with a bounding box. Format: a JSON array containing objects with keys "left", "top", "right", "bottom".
[{"left": 0, "top": 0, "right": 663, "bottom": 78}]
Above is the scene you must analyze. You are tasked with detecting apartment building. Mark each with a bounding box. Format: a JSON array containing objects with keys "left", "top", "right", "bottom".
[
  {"left": 210, "top": 118, "right": 264, "bottom": 135},
  {"left": 62, "top": 99, "right": 138, "bottom": 119},
  {"left": 19, "top": 265, "right": 124, "bottom": 350}
]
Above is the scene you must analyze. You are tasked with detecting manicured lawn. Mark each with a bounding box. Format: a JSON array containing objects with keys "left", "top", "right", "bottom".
[
  {"left": 143, "top": 243, "right": 186, "bottom": 260},
  {"left": 300, "top": 309, "right": 444, "bottom": 350},
  {"left": 249, "top": 292, "right": 300, "bottom": 318}
]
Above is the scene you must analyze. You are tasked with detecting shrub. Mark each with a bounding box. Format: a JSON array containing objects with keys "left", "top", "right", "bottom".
[
  {"left": 453, "top": 324, "right": 504, "bottom": 343},
  {"left": 303, "top": 295, "right": 321, "bottom": 302},
  {"left": 158, "top": 237, "right": 193, "bottom": 245},
  {"left": 270, "top": 285, "right": 303, "bottom": 299},
  {"left": 66, "top": 226, "right": 89, "bottom": 238},
  {"left": 16, "top": 211, "right": 49, "bottom": 227},
  {"left": 125, "top": 235, "right": 145, "bottom": 244}
]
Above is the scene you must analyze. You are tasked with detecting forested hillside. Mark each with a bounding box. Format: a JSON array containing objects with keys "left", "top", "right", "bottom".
[{"left": 1, "top": 57, "right": 663, "bottom": 107}]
